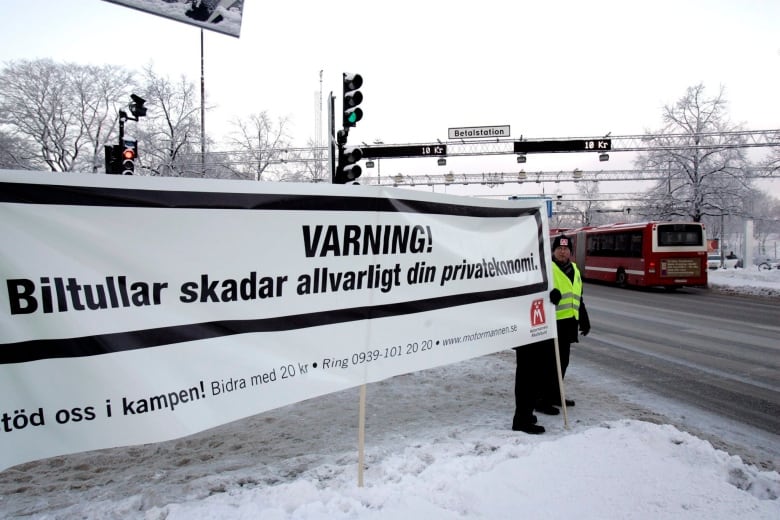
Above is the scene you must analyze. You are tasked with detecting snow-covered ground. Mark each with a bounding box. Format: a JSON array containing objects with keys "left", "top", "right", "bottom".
[
  {"left": 707, "top": 265, "right": 780, "bottom": 299},
  {"left": 1, "top": 269, "right": 778, "bottom": 519}
]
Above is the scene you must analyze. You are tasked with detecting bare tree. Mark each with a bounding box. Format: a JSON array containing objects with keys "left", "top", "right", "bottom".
[
  {"left": 760, "top": 144, "right": 780, "bottom": 175},
  {"left": 0, "top": 129, "right": 40, "bottom": 170},
  {"left": 0, "top": 59, "right": 306, "bottom": 180},
  {"left": 575, "top": 180, "right": 610, "bottom": 226},
  {"left": 280, "top": 138, "right": 328, "bottom": 183},
  {"left": 748, "top": 189, "right": 780, "bottom": 256},
  {"left": 70, "top": 64, "right": 136, "bottom": 172},
  {"left": 133, "top": 65, "right": 202, "bottom": 177},
  {"left": 634, "top": 84, "right": 752, "bottom": 223},
  {"left": 0, "top": 59, "right": 133, "bottom": 172},
  {"left": 224, "top": 112, "right": 292, "bottom": 181}
]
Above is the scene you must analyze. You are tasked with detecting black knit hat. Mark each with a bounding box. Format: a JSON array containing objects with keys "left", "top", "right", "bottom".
[{"left": 552, "top": 235, "right": 572, "bottom": 250}]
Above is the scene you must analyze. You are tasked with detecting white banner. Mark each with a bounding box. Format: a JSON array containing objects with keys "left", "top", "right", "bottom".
[{"left": 0, "top": 171, "right": 555, "bottom": 470}]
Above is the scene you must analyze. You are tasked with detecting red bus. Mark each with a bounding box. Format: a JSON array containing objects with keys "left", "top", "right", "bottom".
[{"left": 563, "top": 222, "right": 708, "bottom": 289}]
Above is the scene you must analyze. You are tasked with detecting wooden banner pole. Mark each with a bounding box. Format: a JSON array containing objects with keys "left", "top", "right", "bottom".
[
  {"left": 553, "top": 337, "right": 569, "bottom": 429},
  {"left": 357, "top": 384, "right": 366, "bottom": 487}
]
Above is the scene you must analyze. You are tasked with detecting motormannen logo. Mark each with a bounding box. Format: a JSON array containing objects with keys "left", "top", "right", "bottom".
[
  {"left": 529, "top": 298, "right": 549, "bottom": 338},
  {"left": 530, "top": 298, "right": 546, "bottom": 326}
]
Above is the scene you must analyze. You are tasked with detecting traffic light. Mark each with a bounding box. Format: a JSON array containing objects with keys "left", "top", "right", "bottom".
[
  {"left": 334, "top": 145, "right": 363, "bottom": 184},
  {"left": 104, "top": 144, "right": 122, "bottom": 174},
  {"left": 129, "top": 94, "right": 147, "bottom": 119},
  {"left": 342, "top": 73, "right": 363, "bottom": 128},
  {"left": 121, "top": 139, "right": 138, "bottom": 175}
]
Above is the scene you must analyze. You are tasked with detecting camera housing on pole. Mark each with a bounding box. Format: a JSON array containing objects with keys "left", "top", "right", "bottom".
[{"left": 129, "top": 94, "right": 147, "bottom": 119}]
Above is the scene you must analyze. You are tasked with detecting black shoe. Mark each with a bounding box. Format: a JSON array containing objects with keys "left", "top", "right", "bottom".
[
  {"left": 553, "top": 399, "right": 575, "bottom": 407},
  {"left": 513, "top": 422, "right": 545, "bottom": 434},
  {"left": 535, "top": 403, "right": 560, "bottom": 416},
  {"left": 513, "top": 414, "right": 538, "bottom": 428}
]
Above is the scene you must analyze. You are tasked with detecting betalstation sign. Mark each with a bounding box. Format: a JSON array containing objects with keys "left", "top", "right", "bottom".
[{"left": 448, "top": 125, "right": 510, "bottom": 139}]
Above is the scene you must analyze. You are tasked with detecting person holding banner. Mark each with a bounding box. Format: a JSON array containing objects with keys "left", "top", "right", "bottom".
[{"left": 535, "top": 234, "right": 590, "bottom": 416}]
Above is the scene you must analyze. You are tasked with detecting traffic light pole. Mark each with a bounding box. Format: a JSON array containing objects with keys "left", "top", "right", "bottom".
[
  {"left": 106, "top": 95, "right": 146, "bottom": 175},
  {"left": 118, "top": 111, "right": 127, "bottom": 144},
  {"left": 328, "top": 92, "right": 336, "bottom": 182}
]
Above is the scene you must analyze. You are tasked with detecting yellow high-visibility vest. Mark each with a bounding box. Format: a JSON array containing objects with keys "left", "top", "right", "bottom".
[{"left": 553, "top": 262, "right": 582, "bottom": 320}]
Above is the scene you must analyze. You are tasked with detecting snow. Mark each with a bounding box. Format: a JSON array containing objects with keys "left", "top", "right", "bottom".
[
  {"left": 1, "top": 269, "right": 779, "bottom": 519},
  {"left": 707, "top": 266, "right": 780, "bottom": 299}
]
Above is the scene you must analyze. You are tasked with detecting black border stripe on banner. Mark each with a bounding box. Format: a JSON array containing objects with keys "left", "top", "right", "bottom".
[
  {"left": 0, "top": 182, "right": 537, "bottom": 218},
  {"left": 0, "top": 283, "right": 546, "bottom": 365}
]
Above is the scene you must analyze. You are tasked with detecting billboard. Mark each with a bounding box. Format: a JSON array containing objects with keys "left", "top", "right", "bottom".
[{"left": 103, "top": 0, "right": 245, "bottom": 38}]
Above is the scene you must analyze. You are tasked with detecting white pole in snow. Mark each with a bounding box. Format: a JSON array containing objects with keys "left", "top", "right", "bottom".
[
  {"left": 553, "top": 337, "right": 570, "bottom": 429},
  {"left": 358, "top": 384, "right": 367, "bottom": 487}
]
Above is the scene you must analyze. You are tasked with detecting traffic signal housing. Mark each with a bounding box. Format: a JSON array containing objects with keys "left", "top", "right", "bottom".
[
  {"left": 342, "top": 73, "right": 363, "bottom": 128},
  {"left": 129, "top": 94, "right": 147, "bottom": 119},
  {"left": 334, "top": 145, "right": 362, "bottom": 184},
  {"left": 121, "top": 139, "right": 138, "bottom": 175},
  {"left": 104, "top": 145, "right": 122, "bottom": 174}
]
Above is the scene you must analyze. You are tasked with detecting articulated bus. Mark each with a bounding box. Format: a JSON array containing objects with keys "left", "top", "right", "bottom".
[{"left": 561, "top": 222, "right": 708, "bottom": 289}]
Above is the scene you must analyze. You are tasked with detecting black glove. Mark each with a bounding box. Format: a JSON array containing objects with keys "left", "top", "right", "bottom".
[
  {"left": 578, "top": 303, "right": 590, "bottom": 336},
  {"left": 549, "top": 288, "right": 561, "bottom": 305}
]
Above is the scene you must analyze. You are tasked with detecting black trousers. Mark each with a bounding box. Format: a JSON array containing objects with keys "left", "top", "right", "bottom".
[
  {"left": 539, "top": 335, "right": 572, "bottom": 405},
  {"left": 513, "top": 341, "right": 547, "bottom": 426}
]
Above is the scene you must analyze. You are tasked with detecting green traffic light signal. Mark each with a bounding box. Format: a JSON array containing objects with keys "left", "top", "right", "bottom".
[{"left": 347, "top": 107, "right": 363, "bottom": 125}]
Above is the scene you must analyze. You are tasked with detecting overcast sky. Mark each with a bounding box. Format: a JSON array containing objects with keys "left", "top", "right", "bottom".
[{"left": 1, "top": 0, "right": 778, "bottom": 196}]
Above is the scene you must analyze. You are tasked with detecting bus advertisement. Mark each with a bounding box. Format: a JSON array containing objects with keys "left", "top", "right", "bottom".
[{"left": 558, "top": 222, "right": 708, "bottom": 289}]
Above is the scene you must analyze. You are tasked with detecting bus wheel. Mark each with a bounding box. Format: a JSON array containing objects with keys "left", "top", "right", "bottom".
[{"left": 616, "top": 269, "right": 627, "bottom": 287}]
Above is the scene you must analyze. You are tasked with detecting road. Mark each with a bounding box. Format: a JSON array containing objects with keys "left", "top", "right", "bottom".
[{"left": 574, "top": 282, "right": 780, "bottom": 468}]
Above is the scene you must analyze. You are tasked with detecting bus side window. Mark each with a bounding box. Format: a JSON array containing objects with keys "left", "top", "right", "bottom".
[{"left": 630, "top": 232, "right": 642, "bottom": 258}]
